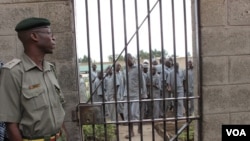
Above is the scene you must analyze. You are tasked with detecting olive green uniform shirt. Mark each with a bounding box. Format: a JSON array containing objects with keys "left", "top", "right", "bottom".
[{"left": 0, "top": 54, "right": 65, "bottom": 138}]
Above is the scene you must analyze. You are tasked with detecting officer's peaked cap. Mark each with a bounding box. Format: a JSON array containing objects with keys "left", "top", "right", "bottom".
[{"left": 15, "top": 17, "right": 51, "bottom": 32}]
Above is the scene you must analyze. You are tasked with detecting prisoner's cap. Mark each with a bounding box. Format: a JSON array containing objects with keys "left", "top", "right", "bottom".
[
  {"left": 15, "top": 17, "right": 51, "bottom": 32},
  {"left": 143, "top": 59, "right": 149, "bottom": 64},
  {"left": 142, "top": 64, "right": 148, "bottom": 68}
]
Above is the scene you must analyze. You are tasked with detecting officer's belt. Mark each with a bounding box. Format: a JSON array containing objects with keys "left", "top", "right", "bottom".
[{"left": 22, "top": 131, "right": 61, "bottom": 141}]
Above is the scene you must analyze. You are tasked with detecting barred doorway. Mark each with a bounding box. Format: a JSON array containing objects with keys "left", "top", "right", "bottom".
[{"left": 74, "top": 0, "right": 201, "bottom": 141}]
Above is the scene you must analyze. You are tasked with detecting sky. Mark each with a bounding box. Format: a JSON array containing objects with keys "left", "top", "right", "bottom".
[{"left": 74, "top": 0, "right": 192, "bottom": 62}]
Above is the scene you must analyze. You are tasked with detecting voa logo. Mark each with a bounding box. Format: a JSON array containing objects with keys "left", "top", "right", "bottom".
[{"left": 226, "top": 129, "right": 246, "bottom": 136}]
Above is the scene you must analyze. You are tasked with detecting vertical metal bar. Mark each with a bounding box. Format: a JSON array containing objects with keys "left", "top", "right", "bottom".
[
  {"left": 170, "top": 0, "right": 178, "bottom": 140},
  {"left": 73, "top": 0, "right": 84, "bottom": 139},
  {"left": 109, "top": 0, "right": 120, "bottom": 140},
  {"left": 84, "top": 0, "right": 95, "bottom": 140},
  {"left": 182, "top": 0, "right": 190, "bottom": 141},
  {"left": 85, "top": 0, "right": 92, "bottom": 104},
  {"left": 194, "top": 0, "right": 203, "bottom": 140},
  {"left": 183, "top": 0, "right": 189, "bottom": 119},
  {"left": 146, "top": 0, "right": 155, "bottom": 140},
  {"left": 80, "top": 0, "right": 200, "bottom": 140},
  {"left": 122, "top": 0, "right": 132, "bottom": 141},
  {"left": 134, "top": 0, "right": 144, "bottom": 140},
  {"left": 73, "top": 0, "right": 81, "bottom": 105},
  {"left": 96, "top": 0, "right": 108, "bottom": 141},
  {"left": 158, "top": 0, "right": 167, "bottom": 141},
  {"left": 147, "top": 8, "right": 154, "bottom": 141}
]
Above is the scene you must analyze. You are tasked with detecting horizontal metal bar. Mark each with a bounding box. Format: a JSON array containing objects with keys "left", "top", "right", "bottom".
[
  {"left": 170, "top": 120, "right": 193, "bottom": 141},
  {"left": 89, "top": 96, "right": 200, "bottom": 104},
  {"left": 96, "top": 116, "right": 200, "bottom": 124}
]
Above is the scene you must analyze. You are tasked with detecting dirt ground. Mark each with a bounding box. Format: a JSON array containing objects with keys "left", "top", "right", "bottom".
[
  {"left": 115, "top": 111, "right": 176, "bottom": 141},
  {"left": 82, "top": 111, "right": 192, "bottom": 141},
  {"left": 117, "top": 123, "right": 164, "bottom": 141}
]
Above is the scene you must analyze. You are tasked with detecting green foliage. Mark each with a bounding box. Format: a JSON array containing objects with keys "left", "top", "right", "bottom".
[
  {"left": 83, "top": 124, "right": 116, "bottom": 141},
  {"left": 107, "top": 49, "right": 169, "bottom": 61},
  {"left": 170, "top": 54, "right": 179, "bottom": 57},
  {"left": 139, "top": 50, "right": 149, "bottom": 59},
  {"left": 178, "top": 122, "right": 195, "bottom": 141},
  {"left": 108, "top": 54, "right": 124, "bottom": 62},
  {"left": 79, "top": 55, "right": 91, "bottom": 63},
  {"left": 139, "top": 49, "right": 168, "bottom": 60}
]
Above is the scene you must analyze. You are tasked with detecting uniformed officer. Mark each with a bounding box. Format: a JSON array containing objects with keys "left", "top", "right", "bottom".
[
  {"left": 0, "top": 17, "right": 67, "bottom": 141},
  {"left": 0, "top": 62, "right": 8, "bottom": 141}
]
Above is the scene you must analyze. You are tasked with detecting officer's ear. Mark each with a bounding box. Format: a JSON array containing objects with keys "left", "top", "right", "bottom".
[{"left": 30, "top": 32, "right": 39, "bottom": 42}]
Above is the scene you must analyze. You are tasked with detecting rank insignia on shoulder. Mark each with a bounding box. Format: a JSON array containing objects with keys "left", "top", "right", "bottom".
[{"left": 3, "top": 58, "right": 21, "bottom": 69}]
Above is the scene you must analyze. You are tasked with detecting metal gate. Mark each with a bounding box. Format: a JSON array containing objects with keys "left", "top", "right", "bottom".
[{"left": 74, "top": 0, "right": 201, "bottom": 140}]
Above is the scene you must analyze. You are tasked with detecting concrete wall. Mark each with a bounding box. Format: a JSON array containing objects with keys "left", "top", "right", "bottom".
[
  {"left": 200, "top": 0, "right": 250, "bottom": 140},
  {"left": 0, "top": 0, "right": 80, "bottom": 140}
]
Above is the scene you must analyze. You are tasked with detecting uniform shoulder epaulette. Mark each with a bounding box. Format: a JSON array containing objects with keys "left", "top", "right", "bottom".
[
  {"left": 3, "top": 58, "right": 21, "bottom": 69},
  {"left": 47, "top": 62, "right": 58, "bottom": 79},
  {"left": 48, "top": 62, "right": 55, "bottom": 67}
]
